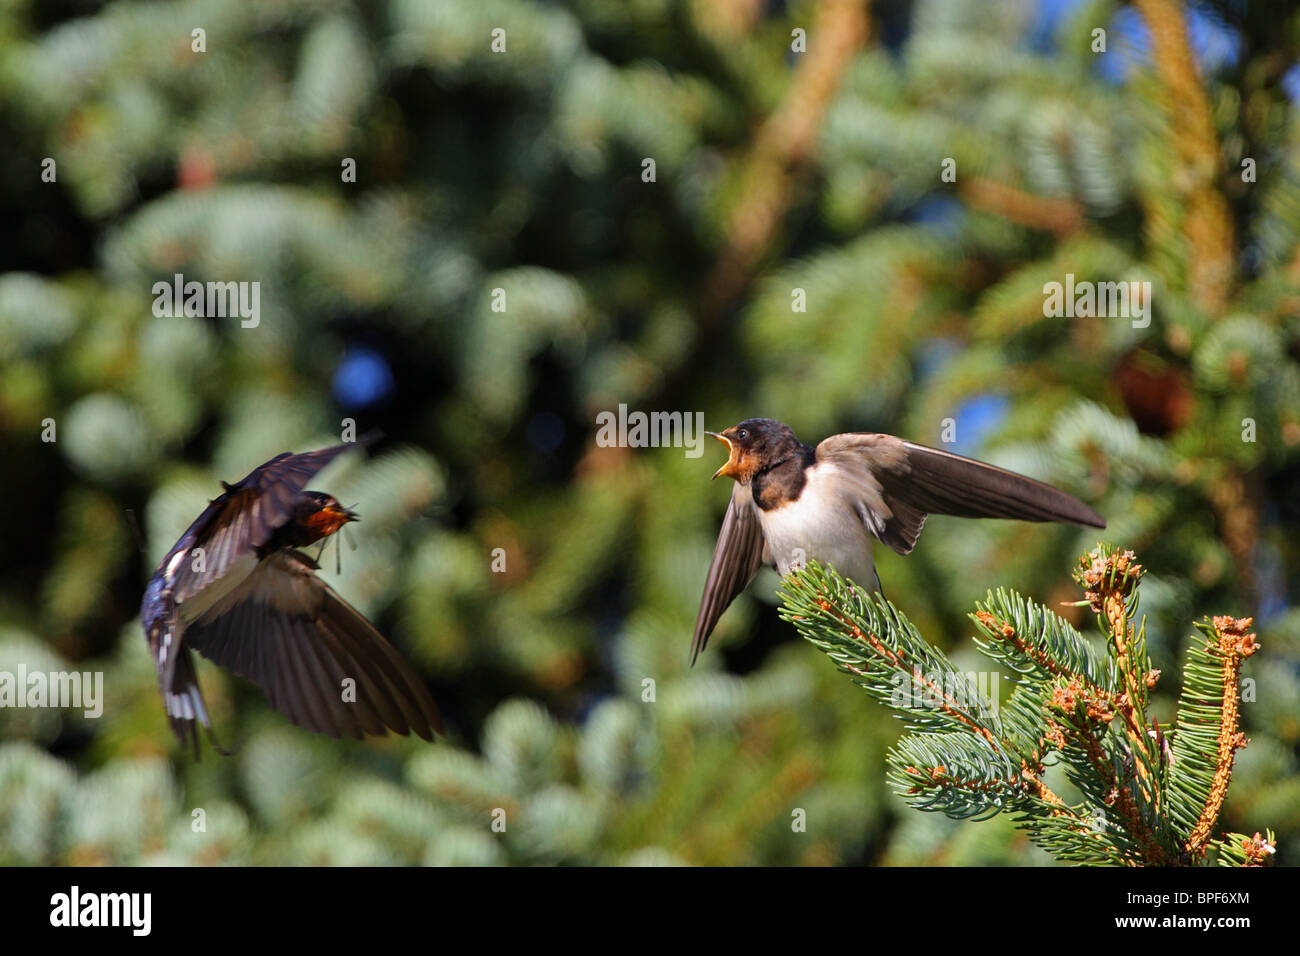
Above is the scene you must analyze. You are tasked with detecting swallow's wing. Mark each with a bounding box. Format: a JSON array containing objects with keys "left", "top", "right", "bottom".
[
  {"left": 163, "top": 442, "right": 365, "bottom": 612},
  {"left": 181, "top": 550, "right": 442, "bottom": 741},
  {"left": 690, "top": 482, "right": 767, "bottom": 665},
  {"left": 146, "top": 442, "right": 367, "bottom": 711},
  {"left": 814, "top": 433, "right": 1105, "bottom": 556}
]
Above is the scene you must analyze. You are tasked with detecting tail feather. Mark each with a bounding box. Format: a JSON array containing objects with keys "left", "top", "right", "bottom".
[{"left": 164, "top": 649, "right": 233, "bottom": 759}]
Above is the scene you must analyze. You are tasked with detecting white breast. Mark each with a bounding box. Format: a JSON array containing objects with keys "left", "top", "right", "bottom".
[{"left": 755, "top": 465, "right": 880, "bottom": 591}]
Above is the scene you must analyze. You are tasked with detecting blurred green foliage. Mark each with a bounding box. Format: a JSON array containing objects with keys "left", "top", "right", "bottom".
[{"left": 1, "top": 0, "right": 1298, "bottom": 865}]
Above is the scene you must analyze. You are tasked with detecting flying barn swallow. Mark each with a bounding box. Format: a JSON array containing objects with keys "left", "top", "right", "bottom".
[
  {"left": 692, "top": 419, "right": 1106, "bottom": 663},
  {"left": 141, "top": 442, "right": 442, "bottom": 755}
]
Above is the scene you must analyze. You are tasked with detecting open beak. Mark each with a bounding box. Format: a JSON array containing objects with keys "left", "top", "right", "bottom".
[
  {"left": 707, "top": 431, "right": 741, "bottom": 481},
  {"left": 326, "top": 503, "right": 360, "bottom": 524}
]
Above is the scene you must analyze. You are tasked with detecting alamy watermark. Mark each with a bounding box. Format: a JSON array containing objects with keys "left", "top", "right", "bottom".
[
  {"left": 50, "top": 886, "right": 150, "bottom": 936},
  {"left": 890, "top": 666, "right": 1000, "bottom": 717},
  {"left": 152, "top": 273, "right": 260, "bottom": 328},
  {"left": 0, "top": 666, "right": 103, "bottom": 718},
  {"left": 1043, "top": 274, "right": 1151, "bottom": 328},
  {"left": 595, "top": 404, "right": 706, "bottom": 458}
]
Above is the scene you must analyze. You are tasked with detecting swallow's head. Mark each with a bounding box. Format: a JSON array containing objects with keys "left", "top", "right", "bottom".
[
  {"left": 299, "top": 492, "right": 360, "bottom": 540},
  {"left": 707, "top": 418, "right": 801, "bottom": 484}
]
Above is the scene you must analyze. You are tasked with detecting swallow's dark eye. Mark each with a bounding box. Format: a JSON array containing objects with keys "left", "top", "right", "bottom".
[{"left": 737, "top": 429, "right": 749, "bottom": 440}]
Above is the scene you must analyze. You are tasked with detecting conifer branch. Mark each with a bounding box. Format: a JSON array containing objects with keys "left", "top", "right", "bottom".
[
  {"left": 779, "top": 546, "right": 1273, "bottom": 866},
  {"left": 1216, "top": 830, "right": 1277, "bottom": 867},
  {"left": 701, "top": 0, "right": 870, "bottom": 323},
  {"left": 958, "top": 178, "right": 1084, "bottom": 238},
  {"left": 1073, "top": 550, "right": 1162, "bottom": 813},
  {"left": 1176, "top": 615, "right": 1258, "bottom": 859},
  {"left": 1134, "top": 0, "right": 1235, "bottom": 313}
]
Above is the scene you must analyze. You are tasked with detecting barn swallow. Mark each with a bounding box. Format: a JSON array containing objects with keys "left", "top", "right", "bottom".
[
  {"left": 692, "top": 419, "right": 1106, "bottom": 663},
  {"left": 141, "top": 441, "right": 442, "bottom": 755}
]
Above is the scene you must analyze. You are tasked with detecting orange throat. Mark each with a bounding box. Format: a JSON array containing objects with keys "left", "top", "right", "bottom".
[
  {"left": 716, "top": 447, "right": 760, "bottom": 483},
  {"left": 303, "top": 506, "right": 352, "bottom": 541}
]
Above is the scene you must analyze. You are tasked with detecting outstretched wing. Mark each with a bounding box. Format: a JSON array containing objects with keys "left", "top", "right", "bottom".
[
  {"left": 144, "top": 441, "right": 371, "bottom": 718},
  {"left": 690, "top": 482, "right": 767, "bottom": 665},
  {"left": 163, "top": 442, "right": 366, "bottom": 612},
  {"left": 184, "top": 550, "right": 442, "bottom": 741},
  {"left": 813, "top": 432, "right": 1105, "bottom": 556}
]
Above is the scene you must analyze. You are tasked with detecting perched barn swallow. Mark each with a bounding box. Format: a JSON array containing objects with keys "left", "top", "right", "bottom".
[
  {"left": 141, "top": 442, "right": 442, "bottom": 755},
  {"left": 692, "top": 419, "right": 1106, "bottom": 663}
]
